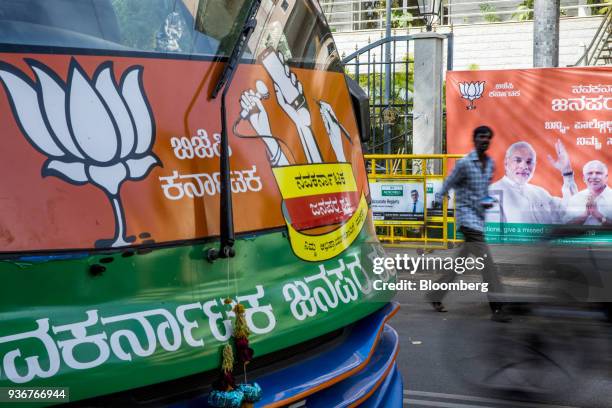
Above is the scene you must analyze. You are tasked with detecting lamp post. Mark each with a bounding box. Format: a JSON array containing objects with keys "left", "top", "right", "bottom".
[{"left": 417, "top": 0, "right": 442, "bottom": 31}]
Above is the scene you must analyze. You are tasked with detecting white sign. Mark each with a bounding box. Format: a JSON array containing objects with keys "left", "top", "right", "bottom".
[{"left": 370, "top": 182, "right": 424, "bottom": 222}]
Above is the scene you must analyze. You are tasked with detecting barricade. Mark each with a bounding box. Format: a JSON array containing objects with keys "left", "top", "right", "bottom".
[{"left": 364, "top": 154, "right": 464, "bottom": 250}]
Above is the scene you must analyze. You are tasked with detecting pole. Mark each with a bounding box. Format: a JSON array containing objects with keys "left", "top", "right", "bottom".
[
  {"left": 413, "top": 33, "right": 445, "bottom": 173},
  {"left": 384, "top": 0, "right": 392, "bottom": 154},
  {"left": 533, "top": 0, "right": 560, "bottom": 67}
]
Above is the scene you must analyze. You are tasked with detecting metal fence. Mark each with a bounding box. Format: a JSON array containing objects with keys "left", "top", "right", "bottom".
[
  {"left": 343, "top": 35, "right": 416, "bottom": 154},
  {"left": 365, "top": 153, "right": 463, "bottom": 249},
  {"left": 574, "top": 6, "right": 612, "bottom": 65},
  {"left": 323, "top": 0, "right": 611, "bottom": 33},
  {"left": 342, "top": 34, "right": 452, "bottom": 155}
]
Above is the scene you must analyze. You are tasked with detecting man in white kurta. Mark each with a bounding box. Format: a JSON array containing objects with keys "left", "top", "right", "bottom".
[
  {"left": 486, "top": 140, "right": 577, "bottom": 224},
  {"left": 563, "top": 160, "right": 612, "bottom": 226}
]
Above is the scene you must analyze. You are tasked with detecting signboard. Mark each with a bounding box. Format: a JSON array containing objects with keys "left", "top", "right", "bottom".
[
  {"left": 0, "top": 52, "right": 369, "bottom": 260},
  {"left": 370, "top": 181, "right": 424, "bottom": 222},
  {"left": 447, "top": 67, "right": 612, "bottom": 242}
]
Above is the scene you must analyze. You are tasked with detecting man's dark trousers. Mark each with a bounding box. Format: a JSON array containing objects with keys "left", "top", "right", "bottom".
[{"left": 429, "top": 226, "right": 503, "bottom": 312}]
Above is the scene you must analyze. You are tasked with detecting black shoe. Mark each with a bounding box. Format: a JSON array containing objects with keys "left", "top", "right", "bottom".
[
  {"left": 431, "top": 302, "right": 447, "bottom": 313},
  {"left": 491, "top": 309, "right": 511, "bottom": 323}
]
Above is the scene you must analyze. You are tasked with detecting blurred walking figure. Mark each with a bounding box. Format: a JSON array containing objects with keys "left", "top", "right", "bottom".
[{"left": 429, "top": 126, "right": 509, "bottom": 322}]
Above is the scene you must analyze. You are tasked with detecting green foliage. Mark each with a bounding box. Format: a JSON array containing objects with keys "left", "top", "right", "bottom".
[
  {"left": 352, "top": 55, "right": 415, "bottom": 104},
  {"left": 111, "top": 0, "right": 177, "bottom": 50},
  {"left": 390, "top": 0, "right": 423, "bottom": 30},
  {"left": 391, "top": 10, "right": 413, "bottom": 28},
  {"left": 468, "top": 63, "right": 480, "bottom": 70},
  {"left": 512, "top": 0, "right": 534, "bottom": 21},
  {"left": 479, "top": 3, "right": 501, "bottom": 23},
  {"left": 587, "top": 0, "right": 611, "bottom": 15},
  {"left": 348, "top": 54, "right": 416, "bottom": 153},
  {"left": 110, "top": 0, "right": 249, "bottom": 55}
]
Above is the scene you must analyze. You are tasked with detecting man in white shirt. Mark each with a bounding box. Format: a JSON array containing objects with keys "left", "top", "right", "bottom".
[
  {"left": 410, "top": 189, "right": 424, "bottom": 213},
  {"left": 563, "top": 160, "right": 612, "bottom": 226},
  {"left": 486, "top": 140, "right": 577, "bottom": 224}
]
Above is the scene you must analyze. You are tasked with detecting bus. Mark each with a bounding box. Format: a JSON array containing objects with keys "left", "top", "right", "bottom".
[{"left": 0, "top": 0, "right": 401, "bottom": 406}]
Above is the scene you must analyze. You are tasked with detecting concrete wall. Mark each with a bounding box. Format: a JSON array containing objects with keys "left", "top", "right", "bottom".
[{"left": 335, "top": 17, "right": 603, "bottom": 70}]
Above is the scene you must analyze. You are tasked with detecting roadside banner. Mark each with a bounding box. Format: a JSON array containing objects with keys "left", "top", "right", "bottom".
[
  {"left": 370, "top": 181, "right": 424, "bottom": 222},
  {"left": 447, "top": 67, "right": 612, "bottom": 243}
]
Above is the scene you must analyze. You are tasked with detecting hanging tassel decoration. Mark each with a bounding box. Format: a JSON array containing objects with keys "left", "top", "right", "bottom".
[
  {"left": 220, "top": 343, "right": 236, "bottom": 389},
  {"left": 207, "top": 389, "right": 244, "bottom": 408},
  {"left": 233, "top": 304, "right": 250, "bottom": 339},
  {"left": 237, "top": 382, "right": 262, "bottom": 408},
  {"left": 233, "top": 303, "right": 261, "bottom": 408},
  {"left": 233, "top": 303, "right": 254, "bottom": 365},
  {"left": 208, "top": 344, "right": 243, "bottom": 408},
  {"left": 209, "top": 300, "right": 262, "bottom": 406},
  {"left": 234, "top": 337, "right": 254, "bottom": 365}
]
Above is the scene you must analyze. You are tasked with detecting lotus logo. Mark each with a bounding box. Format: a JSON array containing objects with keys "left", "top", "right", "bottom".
[
  {"left": 0, "top": 58, "right": 160, "bottom": 248},
  {"left": 459, "top": 81, "right": 485, "bottom": 110}
]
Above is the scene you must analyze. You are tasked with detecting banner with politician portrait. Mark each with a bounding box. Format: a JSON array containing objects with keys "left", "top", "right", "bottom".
[
  {"left": 370, "top": 181, "right": 424, "bottom": 223},
  {"left": 447, "top": 67, "right": 612, "bottom": 243}
]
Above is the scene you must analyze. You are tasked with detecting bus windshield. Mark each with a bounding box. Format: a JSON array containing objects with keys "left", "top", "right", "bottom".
[{"left": 0, "top": 0, "right": 341, "bottom": 70}]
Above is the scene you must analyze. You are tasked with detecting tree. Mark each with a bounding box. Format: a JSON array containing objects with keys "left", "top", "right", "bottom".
[
  {"left": 112, "top": 0, "right": 167, "bottom": 49},
  {"left": 480, "top": 4, "right": 501, "bottom": 23},
  {"left": 512, "top": 0, "right": 534, "bottom": 21},
  {"left": 587, "top": 0, "right": 610, "bottom": 15}
]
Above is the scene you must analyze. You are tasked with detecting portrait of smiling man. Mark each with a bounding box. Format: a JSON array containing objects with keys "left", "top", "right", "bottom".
[
  {"left": 564, "top": 160, "right": 612, "bottom": 226},
  {"left": 487, "top": 140, "right": 577, "bottom": 224},
  {"left": 410, "top": 189, "right": 424, "bottom": 213}
]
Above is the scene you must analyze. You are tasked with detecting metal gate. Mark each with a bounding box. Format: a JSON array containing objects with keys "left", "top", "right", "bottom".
[{"left": 342, "top": 34, "right": 453, "bottom": 155}]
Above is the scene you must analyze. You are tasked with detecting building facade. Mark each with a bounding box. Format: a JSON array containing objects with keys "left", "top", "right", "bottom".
[{"left": 323, "top": 0, "right": 608, "bottom": 69}]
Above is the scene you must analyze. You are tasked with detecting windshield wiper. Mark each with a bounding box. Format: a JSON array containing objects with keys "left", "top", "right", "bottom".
[{"left": 205, "top": 0, "right": 262, "bottom": 262}]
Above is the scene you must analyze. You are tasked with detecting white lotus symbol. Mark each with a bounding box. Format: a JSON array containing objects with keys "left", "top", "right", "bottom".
[
  {"left": 459, "top": 81, "right": 485, "bottom": 110},
  {"left": 0, "top": 58, "right": 160, "bottom": 248}
]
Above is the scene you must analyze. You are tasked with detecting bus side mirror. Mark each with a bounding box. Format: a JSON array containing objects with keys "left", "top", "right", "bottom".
[{"left": 345, "top": 75, "right": 371, "bottom": 144}]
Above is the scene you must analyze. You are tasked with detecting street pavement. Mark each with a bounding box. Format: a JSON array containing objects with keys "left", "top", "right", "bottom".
[{"left": 386, "top": 244, "right": 612, "bottom": 408}]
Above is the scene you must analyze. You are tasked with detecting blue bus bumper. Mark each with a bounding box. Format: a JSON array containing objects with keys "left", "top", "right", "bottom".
[{"left": 176, "top": 301, "right": 402, "bottom": 408}]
